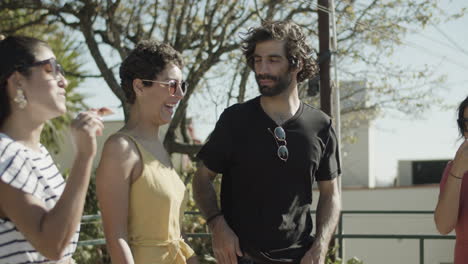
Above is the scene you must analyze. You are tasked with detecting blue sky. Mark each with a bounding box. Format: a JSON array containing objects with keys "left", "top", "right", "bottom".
[{"left": 76, "top": 0, "right": 467, "bottom": 185}]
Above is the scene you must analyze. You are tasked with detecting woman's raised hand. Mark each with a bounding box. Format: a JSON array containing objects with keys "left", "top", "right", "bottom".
[
  {"left": 452, "top": 139, "right": 468, "bottom": 178},
  {"left": 71, "top": 107, "right": 113, "bottom": 157}
]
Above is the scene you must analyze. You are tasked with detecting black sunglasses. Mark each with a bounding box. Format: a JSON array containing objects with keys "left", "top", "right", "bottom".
[
  {"left": 141, "top": 79, "right": 187, "bottom": 96},
  {"left": 20, "top": 58, "right": 65, "bottom": 79},
  {"left": 268, "top": 126, "right": 288, "bottom": 162},
  {"left": 458, "top": 118, "right": 468, "bottom": 132}
]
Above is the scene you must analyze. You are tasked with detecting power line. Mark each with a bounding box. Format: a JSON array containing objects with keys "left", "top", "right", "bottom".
[
  {"left": 351, "top": 2, "right": 468, "bottom": 57},
  {"left": 413, "top": 31, "right": 461, "bottom": 51},
  {"left": 430, "top": 22, "right": 468, "bottom": 57},
  {"left": 307, "top": 1, "right": 468, "bottom": 70}
]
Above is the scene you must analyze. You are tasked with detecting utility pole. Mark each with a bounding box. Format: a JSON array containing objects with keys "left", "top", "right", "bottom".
[
  {"left": 329, "top": 0, "right": 344, "bottom": 259},
  {"left": 318, "top": 0, "right": 343, "bottom": 261},
  {"left": 318, "top": 0, "right": 331, "bottom": 116}
]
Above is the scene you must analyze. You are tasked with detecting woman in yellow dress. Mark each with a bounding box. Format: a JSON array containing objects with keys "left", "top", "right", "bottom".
[{"left": 96, "top": 40, "right": 197, "bottom": 264}]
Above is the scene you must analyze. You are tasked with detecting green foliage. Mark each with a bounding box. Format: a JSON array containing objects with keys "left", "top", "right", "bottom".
[
  {"left": 326, "top": 245, "right": 364, "bottom": 264},
  {"left": 74, "top": 173, "right": 110, "bottom": 264},
  {"left": 180, "top": 165, "right": 218, "bottom": 264},
  {"left": 328, "top": 257, "right": 364, "bottom": 264}
]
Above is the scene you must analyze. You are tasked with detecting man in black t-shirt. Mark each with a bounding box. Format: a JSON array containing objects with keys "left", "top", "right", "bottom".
[{"left": 193, "top": 20, "right": 341, "bottom": 264}]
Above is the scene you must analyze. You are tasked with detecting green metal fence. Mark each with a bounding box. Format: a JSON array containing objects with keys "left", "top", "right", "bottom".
[
  {"left": 80, "top": 210, "right": 455, "bottom": 264},
  {"left": 336, "top": 210, "right": 455, "bottom": 264}
]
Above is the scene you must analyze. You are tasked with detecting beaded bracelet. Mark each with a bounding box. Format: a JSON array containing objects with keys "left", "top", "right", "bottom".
[{"left": 450, "top": 171, "right": 463, "bottom": 180}]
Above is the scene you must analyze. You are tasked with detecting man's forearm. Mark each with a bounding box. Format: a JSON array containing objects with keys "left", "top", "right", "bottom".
[
  {"left": 193, "top": 169, "right": 221, "bottom": 220},
  {"left": 314, "top": 190, "right": 341, "bottom": 248}
]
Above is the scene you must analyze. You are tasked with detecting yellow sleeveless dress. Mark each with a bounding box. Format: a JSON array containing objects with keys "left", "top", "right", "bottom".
[{"left": 122, "top": 134, "right": 194, "bottom": 264}]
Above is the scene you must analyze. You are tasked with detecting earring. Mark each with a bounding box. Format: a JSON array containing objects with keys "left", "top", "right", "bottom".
[{"left": 14, "top": 89, "right": 27, "bottom": 109}]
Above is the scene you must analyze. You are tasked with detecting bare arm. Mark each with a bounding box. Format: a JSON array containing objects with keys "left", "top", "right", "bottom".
[
  {"left": 301, "top": 178, "right": 341, "bottom": 264},
  {"left": 434, "top": 140, "right": 468, "bottom": 234},
  {"left": 0, "top": 111, "right": 103, "bottom": 260},
  {"left": 96, "top": 135, "right": 139, "bottom": 264},
  {"left": 192, "top": 164, "right": 220, "bottom": 220},
  {"left": 193, "top": 164, "right": 242, "bottom": 264}
]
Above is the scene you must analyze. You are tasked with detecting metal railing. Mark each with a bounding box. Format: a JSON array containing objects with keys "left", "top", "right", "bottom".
[
  {"left": 79, "top": 210, "right": 455, "bottom": 264},
  {"left": 336, "top": 210, "right": 455, "bottom": 264}
]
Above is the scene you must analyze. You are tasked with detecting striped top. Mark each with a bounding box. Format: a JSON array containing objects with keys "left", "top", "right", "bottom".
[{"left": 0, "top": 133, "right": 79, "bottom": 264}]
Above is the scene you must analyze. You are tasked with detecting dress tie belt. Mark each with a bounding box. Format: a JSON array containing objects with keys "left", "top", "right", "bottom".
[{"left": 130, "top": 237, "right": 194, "bottom": 263}]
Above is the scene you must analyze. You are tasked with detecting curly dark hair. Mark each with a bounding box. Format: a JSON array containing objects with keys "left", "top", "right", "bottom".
[
  {"left": 241, "top": 20, "right": 318, "bottom": 83},
  {"left": 457, "top": 95, "right": 468, "bottom": 138},
  {"left": 119, "top": 40, "right": 183, "bottom": 104}
]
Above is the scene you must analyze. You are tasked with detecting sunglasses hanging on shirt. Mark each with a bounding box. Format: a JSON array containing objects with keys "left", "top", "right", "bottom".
[{"left": 268, "top": 126, "right": 288, "bottom": 162}]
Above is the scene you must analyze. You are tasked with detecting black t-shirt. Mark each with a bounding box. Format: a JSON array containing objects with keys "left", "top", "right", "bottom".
[{"left": 197, "top": 96, "right": 341, "bottom": 263}]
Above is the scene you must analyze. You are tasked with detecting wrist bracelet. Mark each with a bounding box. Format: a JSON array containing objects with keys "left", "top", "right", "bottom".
[
  {"left": 450, "top": 171, "right": 463, "bottom": 180},
  {"left": 206, "top": 212, "right": 223, "bottom": 225}
]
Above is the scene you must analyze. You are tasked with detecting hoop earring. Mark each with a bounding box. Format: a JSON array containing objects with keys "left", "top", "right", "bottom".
[{"left": 14, "top": 89, "right": 28, "bottom": 109}]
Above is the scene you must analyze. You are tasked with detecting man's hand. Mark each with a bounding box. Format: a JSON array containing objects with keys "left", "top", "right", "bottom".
[
  {"left": 210, "top": 216, "right": 243, "bottom": 264},
  {"left": 304, "top": 178, "right": 340, "bottom": 264},
  {"left": 300, "top": 244, "right": 327, "bottom": 264}
]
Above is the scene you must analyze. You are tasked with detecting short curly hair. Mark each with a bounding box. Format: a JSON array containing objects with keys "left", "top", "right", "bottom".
[
  {"left": 119, "top": 40, "right": 183, "bottom": 104},
  {"left": 241, "top": 20, "right": 318, "bottom": 83}
]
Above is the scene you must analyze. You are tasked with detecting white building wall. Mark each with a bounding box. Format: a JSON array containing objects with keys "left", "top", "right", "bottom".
[
  {"left": 51, "top": 120, "right": 125, "bottom": 171},
  {"left": 338, "top": 80, "right": 377, "bottom": 188},
  {"left": 398, "top": 160, "right": 414, "bottom": 186},
  {"left": 341, "top": 119, "right": 376, "bottom": 188}
]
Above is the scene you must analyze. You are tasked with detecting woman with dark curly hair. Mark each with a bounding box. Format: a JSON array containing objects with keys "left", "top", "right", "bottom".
[
  {"left": 0, "top": 35, "right": 107, "bottom": 264},
  {"left": 96, "top": 40, "right": 197, "bottom": 264},
  {"left": 435, "top": 95, "right": 468, "bottom": 264}
]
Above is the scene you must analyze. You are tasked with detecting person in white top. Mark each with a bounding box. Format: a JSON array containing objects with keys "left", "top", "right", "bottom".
[{"left": 0, "top": 35, "right": 110, "bottom": 264}]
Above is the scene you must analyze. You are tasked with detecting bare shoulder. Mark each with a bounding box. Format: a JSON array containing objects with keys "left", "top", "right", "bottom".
[
  {"left": 97, "top": 133, "right": 141, "bottom": 181},
  {"left": 101, "top": 133, "right": 139, "bottom": 161}
]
